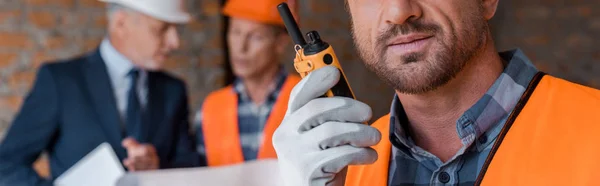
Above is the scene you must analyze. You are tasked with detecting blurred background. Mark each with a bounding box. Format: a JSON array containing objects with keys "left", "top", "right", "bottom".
[{"left": 0, "top": 0, "right": 599, "bottom": 141}]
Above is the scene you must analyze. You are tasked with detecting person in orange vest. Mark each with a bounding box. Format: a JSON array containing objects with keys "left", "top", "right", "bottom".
[
  {"left": 193, "top": 0, "right": 301, "bottom": 167},
  {"left": 272, "top": 0, "right": 600, "bottom": 186}
]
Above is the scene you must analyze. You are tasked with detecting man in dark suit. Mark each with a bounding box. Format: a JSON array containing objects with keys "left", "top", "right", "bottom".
[{"left": 0, "top": 0, "right": 201, "bottom": 185}]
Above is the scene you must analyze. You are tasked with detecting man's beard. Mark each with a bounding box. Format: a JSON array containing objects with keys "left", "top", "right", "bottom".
[{"left": 352, "top": 16, "right": 488, "bottom": 95}]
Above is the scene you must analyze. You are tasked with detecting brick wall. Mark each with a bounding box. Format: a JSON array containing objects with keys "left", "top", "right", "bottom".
[
  {"left": 1, "top": 0, "right": 599, "bottom": 139},
  {"left": 0, "top": 0, "right": 225, "bottom": 140},
  {"left": 491, "top": 0, "right": 600, "bottom": 87}
]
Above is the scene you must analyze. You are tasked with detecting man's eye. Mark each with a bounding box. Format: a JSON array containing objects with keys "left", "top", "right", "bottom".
[
  {"left": 154, "top": 23, "right": 169, "bottom": 34},
  {"left": 176, "top": 25, "right": 185, "bottom": 34},
  {"left": 160, "top": 25, "right": 169, "bottom": 33}
]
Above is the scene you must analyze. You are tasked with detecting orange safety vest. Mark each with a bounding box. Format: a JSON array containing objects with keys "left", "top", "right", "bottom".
[
  {"left": 201, "top": 74, "right": 301, "bottom": 167},
  {"left": 346, "top": 73, "right": 600, "bottom": 186}
]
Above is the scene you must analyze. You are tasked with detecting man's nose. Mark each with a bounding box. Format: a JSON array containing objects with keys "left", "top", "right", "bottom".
[
  {"left": 383, "top": 0, "right": 424, "bottom": 25},
  {"left": 165, "top": 27, "right": 181, "bottom": 50}
]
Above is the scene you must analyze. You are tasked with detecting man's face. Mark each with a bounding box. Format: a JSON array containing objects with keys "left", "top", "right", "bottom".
[
  {"left": 120, "top": 13, "right": 181, "bottom": 71},
  {"left": 347, "top": 0, "right": 493, "bottom": 94},
  {"left": 227, "top": 17, "right": 285, "bottom": 79}
]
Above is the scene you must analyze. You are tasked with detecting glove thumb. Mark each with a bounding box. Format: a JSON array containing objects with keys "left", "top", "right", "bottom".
[{"left": 287, "top": 66, "right": 340, "bottom": 114}]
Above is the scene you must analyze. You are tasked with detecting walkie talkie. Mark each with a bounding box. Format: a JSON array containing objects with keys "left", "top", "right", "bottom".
[{"left": 277, "top": 3, "right": 356, "bottom": 99}]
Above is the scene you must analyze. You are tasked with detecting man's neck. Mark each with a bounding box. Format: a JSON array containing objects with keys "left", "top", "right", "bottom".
[
  {"left": 397, "top": 42, "right": 504, "bottom": 162},
  {"left": 241, "top": 64, "right": 281, "bottom": 105}
]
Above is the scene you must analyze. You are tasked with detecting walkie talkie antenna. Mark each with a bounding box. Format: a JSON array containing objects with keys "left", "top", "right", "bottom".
[{"left": 277, "top": 2, "right": 306, "bottom": 46}]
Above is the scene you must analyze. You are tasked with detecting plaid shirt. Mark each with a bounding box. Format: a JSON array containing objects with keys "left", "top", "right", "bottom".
[
  {"left": 194, "top": 68, "right": 288, "bottom": 163},
  {"left": 388, "top": 49, "right": 539, "bottom": 186}
]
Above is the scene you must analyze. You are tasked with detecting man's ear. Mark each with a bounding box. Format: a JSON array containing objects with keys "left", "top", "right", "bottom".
[
  {"left": 108, "top": 11, "right": 129, "bottom": 37},
  {"left": 482, "top": 0, "right": 500, "bottom": 20}
]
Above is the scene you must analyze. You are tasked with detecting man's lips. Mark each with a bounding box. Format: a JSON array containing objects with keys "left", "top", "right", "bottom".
[
  {"left": 387, "top": 33, "right": 434, "bottom": 46},
  {"left": 386, "top": 34, "right": 434, "bottom": 54},
  {"left": 232, "top": 58, "right": 251, "bottom": 66}
]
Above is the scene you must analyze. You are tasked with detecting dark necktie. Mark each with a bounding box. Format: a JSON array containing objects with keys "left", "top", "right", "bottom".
[{"left": 126, "top": 69, "right": 142, "bottom": 139}]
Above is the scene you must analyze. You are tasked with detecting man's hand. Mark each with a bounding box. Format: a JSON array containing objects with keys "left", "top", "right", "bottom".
[
  {"left": 272, "top": 66, "right": 382, "bottom": 186},
  {"left": 121, "top": 138, "right": 159, "bottom": 171}
]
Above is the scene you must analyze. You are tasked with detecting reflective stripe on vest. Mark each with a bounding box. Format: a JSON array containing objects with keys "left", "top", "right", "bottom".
[
  {"left": 201, "top": 75, "right": 301, "bottom": 167},
  {"left": 346, "top": 73, "right": 600, "bottom": 186}
]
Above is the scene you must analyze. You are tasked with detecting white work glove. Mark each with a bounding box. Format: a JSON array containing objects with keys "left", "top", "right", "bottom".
[{"left": 272, "top": 66, "right": 382, "bottom": 186}]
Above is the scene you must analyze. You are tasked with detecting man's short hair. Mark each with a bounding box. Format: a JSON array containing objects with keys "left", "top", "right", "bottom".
[{"left": 106, "top": 3, "right": 134, "bottom": 21}]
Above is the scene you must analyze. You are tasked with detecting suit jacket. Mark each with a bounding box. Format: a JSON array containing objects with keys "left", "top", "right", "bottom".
[{"left": 0, "top": 49, "right": 202, "bottom": 186}]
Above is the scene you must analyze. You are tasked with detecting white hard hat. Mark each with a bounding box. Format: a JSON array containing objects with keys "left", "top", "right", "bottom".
[{"left": 99, "top": 0, "right": 192, "bottom": 23}]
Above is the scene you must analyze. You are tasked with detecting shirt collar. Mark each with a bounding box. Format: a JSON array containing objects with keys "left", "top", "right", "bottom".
[
  {"left": 232, "top": 66, "right": 289, "bottom": 103},
  {"left": 390, "top": 49, "right": 539, "bottom": 152},
  {"left": 99, "top": 37, "right": 136, "bottom": 78}
]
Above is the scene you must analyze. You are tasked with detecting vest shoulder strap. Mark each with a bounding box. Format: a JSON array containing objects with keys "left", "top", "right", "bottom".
[
  {"left": 345, "top": 114, "right": 392, "bottom": 186},
  {"left": 257, "top": 74, "right": 301, "bottom": 159},
  {"left": 201, "top": 86, "right": 244, "bottom": 166},
  {"left": 478, "top": 74, "right": 600, "bottom": 185}
]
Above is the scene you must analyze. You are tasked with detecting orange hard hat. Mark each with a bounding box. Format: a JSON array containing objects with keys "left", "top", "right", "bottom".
[{"left": 222, "top": 0, "right": 298, "bottom": 26}]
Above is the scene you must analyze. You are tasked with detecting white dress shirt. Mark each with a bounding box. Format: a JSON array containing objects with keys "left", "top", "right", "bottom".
[{"left": 99, "top": 38, "right": 148, "bottom": 123}]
